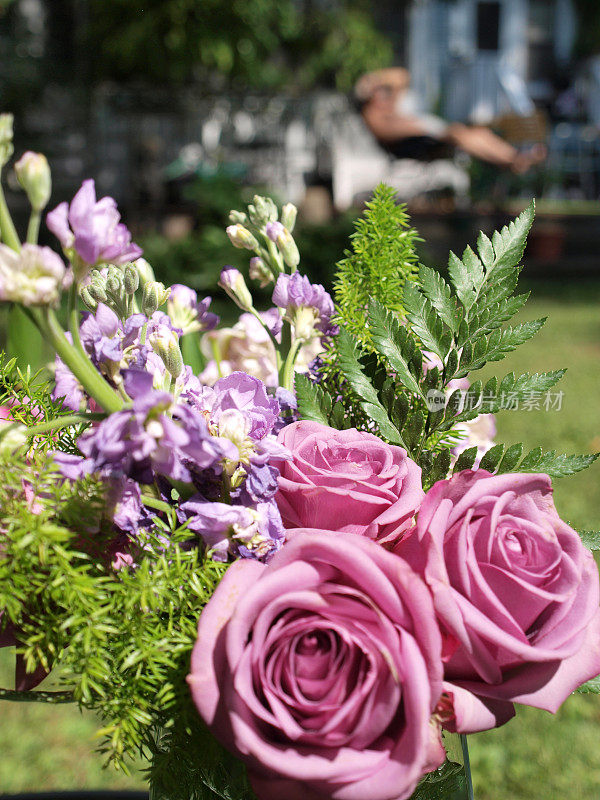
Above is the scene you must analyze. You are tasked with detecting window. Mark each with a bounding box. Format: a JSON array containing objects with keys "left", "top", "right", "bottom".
[{"left": 477, "top": 1, "right": 501, "bottom": 52}]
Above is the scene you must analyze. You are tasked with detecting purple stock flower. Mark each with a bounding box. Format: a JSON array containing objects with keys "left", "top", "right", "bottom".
[
  {"left": 180, "top": 497, "right": 284, "bottom": 562},
  {"left": 79, "top": 303, "right": 123, "bottom": 364},
  {"left": 237, "top": 501, "right": 285, "bottom": 560},
  {"left": 197, "top": 297, "right": 219, "bottom": 331},
  {"left": 105, "top": 474, "right": 144, "bottom": 534},
  {"left": 232, "top": 460, "right": 280, "bottom": 505},
  {"left": 272, "top": 386, "right": 298, "bottom": 434},
  {"left": 187, "top": 371, "right": 280, "bottom": 441},
  {"left": 46, "top": 179, "right": 142, "bottom": 268},
  {"left": 53, "top": 333, "right": 84, "bottom": 410},
  {"left": 75, "top": 372, "right": 236, "bottom": 484},
  {"left": 168, "top": 285, "right": 219, "bottom": 334},
  {"left": 261, "top": 306, "right": 283, "bottom": 339},
  {"left": 53, "top": 306, "right": 166, "bottom": 410},
  {"left": 272, "top": 272, "right": 335, "bottom": 335}
]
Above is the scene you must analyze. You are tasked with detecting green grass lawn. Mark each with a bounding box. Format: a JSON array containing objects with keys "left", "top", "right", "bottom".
[{"left": 1, "top": 281, "right": 599, "bottom": 798}]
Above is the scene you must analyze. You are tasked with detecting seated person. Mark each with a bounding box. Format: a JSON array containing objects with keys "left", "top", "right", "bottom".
[{"left": 355, "top": 68, "right": 545, "bottom": 173}]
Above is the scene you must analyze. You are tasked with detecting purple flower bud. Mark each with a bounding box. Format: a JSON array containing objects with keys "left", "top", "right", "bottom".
[
  {"left": 169, "top": 283, "right": 198, "bottom": 309},
  {"left": 266, "top": 221, "right": 284, "bottom": 243},
  {"left": 219, "top": 267, "right": 253, "bottom": 311},
  {"left": 272, "top": 273, "right": 335, "bottom": 336}
]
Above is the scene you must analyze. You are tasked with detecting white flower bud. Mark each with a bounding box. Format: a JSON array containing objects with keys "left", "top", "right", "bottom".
[
  {"left": 14, "top": 152, "right": 52, "bottom": 212},
  {"left": 88, "top": 281, "right": 108, "bottom": 304},
  {"left": 226, "top": 224, "right": 259, "bottom": 251},
  {"left": 123, "top": 264, "right": 139, "bottom": 295},
  {"left": 134, "top": 257, "right": 155, "bottom": 286},
  {"left": 0, "top": 114, "right": 14, "bottom": 168},
  {"left": 281, "top": 203, "right": 297, "bottom": 233},
  {"left": 142, "top": 281, "right": 170, "bottom": 316},
  {"left": 229, "top": 210, "right": 248, "bottom": 225},
  {"left": 248, "top": 195, "right": 278, "bottom": 225},
  {"left": 150, "top": 328, "right": 183, "bottom": 379},
  {"left": 277, "top": 227, "right": 300, "bottom": 269},
  {"left": 80, "top": 285, "right": 98, "bottom": 312},
  {"left": 219, "top": 268, "right": 253, "bottom": 312}
]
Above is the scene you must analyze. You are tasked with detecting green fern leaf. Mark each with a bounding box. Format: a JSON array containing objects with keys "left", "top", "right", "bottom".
[
  {"left": 453, "top": 447, "right": 479, "bottom": 473},
  {"left": 418, "top": 265, "right": 460, "bottom": 331},
  {"left": 403, "top": 282, "right": 452, "bottom": 360},
  {"left": 368, "top": 300, "right": 425, "bottom": 399},
  {"left": 295, "top": 374, "right": 330, "bottom": 425},
  {"left": 534, "top": 451, "right": 598, "bottom": 477},
  {"left": 336, "top": 328, "right": 404, "bottom": 444}
]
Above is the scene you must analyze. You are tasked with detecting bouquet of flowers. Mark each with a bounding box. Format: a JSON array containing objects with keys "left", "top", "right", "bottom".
[{"left": 0, "top": 113, "right": 599, "bottom": 800}]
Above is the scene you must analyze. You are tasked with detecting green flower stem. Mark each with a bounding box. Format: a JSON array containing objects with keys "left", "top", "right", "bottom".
[
  {"left": 141, "top": 494, "right": 174, "bottom": 515},
  {"left": 26, "top": 412, "right": 106, "bottom": 438},
  {"left": 209, "top": 335, "right": 224, "bottom": 379},
  {"left": 460, "top": 734, "right": 475, "bottom": 800},
  {"left": 267, "top": 236, "right": 285, "bottom": 272},
  {"left": 281, "top": 338, "right": 302, "bottom": 391},
  {"left": 279, "top": 322, "right": 302, "bottom": 391},
  {"left": 25, "top": 209, "right": 41, "bottom": 245},
  {"left": 0, "top": 179, "right": 21, "bottom": 251},
  {"left": 30, "top": 306, "right": 124, "bottom": 413},
  {"left": 0, "top": 688, "right": 75, "bottom": 704},
  {"left": 277, "top": 320, "right": 292, "bottom": 387},
  {"left": 68, "top": 281, "right": 86, "bottom": 356},
  {"left": 248, "top": 306, "right": 281, "bottom": 370}
]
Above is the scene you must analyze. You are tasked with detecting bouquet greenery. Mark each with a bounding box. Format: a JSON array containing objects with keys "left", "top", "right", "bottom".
[{"left": 0, "top": 113, "right": 599, "bottom": 800}]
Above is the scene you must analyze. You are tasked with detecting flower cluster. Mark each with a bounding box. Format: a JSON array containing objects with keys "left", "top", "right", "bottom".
[
  {"left": 214, "top": 194, "right": 336, "bottom": 390},
  {"left": 0, "top": 133, "right": 597, "bottom": 800},
  {"left": 40, "top": 189, "right": 335, "bottom": 567},
  {"left": 191, "top": 421, "right": 600, "bottom": 800}
]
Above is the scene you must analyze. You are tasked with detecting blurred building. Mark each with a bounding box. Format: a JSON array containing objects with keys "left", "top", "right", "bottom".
[
  {"left": 1, "top": 0, "right": 600, "bottom": 214},
  {"left": 404, "top": 0, "right": 577, "bottom": 123}
]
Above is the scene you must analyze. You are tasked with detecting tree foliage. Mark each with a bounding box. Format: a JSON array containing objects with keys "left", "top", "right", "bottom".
[{"left": 87, "top": 0, "right": 393, "bottom": 91}]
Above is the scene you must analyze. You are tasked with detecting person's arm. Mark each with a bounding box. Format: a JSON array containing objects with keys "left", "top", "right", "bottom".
[{"left": 362, "top": 107, "right": 432, "bottom": 142}]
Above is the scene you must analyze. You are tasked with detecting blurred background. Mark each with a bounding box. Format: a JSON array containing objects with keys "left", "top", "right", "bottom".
[{"left": 0, "top": 1, "right": 600, "bottom": 798}]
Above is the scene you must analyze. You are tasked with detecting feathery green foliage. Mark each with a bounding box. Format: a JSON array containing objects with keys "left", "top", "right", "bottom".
[
  {"left": 0, "top": 356, "right": 84, "bottom": 453},
  {"left": 0, "top": 450, "right": 228, "bottom": 774},
  {"left": 333, "top": 184, "right": 420, "bottom": 346},
  {"left": 298, "top": 198, "right": 598, "bottom": 489}
]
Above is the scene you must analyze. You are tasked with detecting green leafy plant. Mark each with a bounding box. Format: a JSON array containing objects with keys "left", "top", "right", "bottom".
[
  {"left": 0, "top": 448, "right": 227, "bottom": 772},
  {"left": 300, "top": 200, "right": 598, "bottom": 488},
  {"left": 333, "top": 184, "right": 420, "bottom": 347}
]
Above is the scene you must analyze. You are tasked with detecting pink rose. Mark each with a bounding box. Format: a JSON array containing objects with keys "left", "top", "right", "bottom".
[
  {"left": 273, "top": 421, "right": 424, "bottom": 546},
  {"left": 396, "top": 470, "right": 600, "bottom": 733},
  {"left": 188, "top": 530, "right": 445, "bottom": 800}
]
